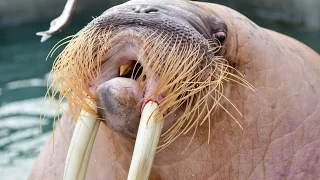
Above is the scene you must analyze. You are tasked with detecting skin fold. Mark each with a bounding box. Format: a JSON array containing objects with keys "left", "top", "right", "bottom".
[{"left": 29, "top": 1, "right": 320, "bottom": 179}]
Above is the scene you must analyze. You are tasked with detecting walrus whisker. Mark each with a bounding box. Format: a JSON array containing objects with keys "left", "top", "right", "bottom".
[
  {"left": 201, "top": 101, "right": 219, "bottom": 127},
  {"left": 207, "top": 111, "right": 211, "bottom": 144},
  {"left": 160, "top": 91, "right": 197, "bottom": 127},
  {"left": 210, "top": 93, "right": 244, "bottom": 130},
  {"left": 161, "top": 76, "right": 231, "bottom": 148},
  {"left": 163, "top": 89, "right": 214, "bottom": 131},
  {"left": 131, "top": 61, "right": 143, "bottom": 80},
  {"left": 184, "top": 88, "right": 221, "bottom": 132},
  {"left": 213, "top": 88, "right": 243, "bottom": 116},
  {"left": 145, "top": 40, "right": 245, "bottom": 145},
  {"left": 48, "top": 27, "right": 114, "bottom": 119},
  {"left": 213, "top": 37, "right": 222, "bottom": 48},
  {"left": 58, "top": 116, "right": 70, "bottom": 144},
  {"left": 180, "top": 119, "right": 198, "bottom": 154},
  {"left": 161, "top": 90, "right": 206, "bottom": 144},
  {"left": 159, "top": 98, "right": 202, "bottom": 150},
  {"left": 47, "top": 35, "right": 75, "bottom": 60},
  {"left": 200, "top": 95, "right": 219, "bottom": 126},
  {"left": 164, "top": 103, "right": 199, "bottom": 141},
  {"left": 224, "top": 76, "right": 256, "bottom": 91},
  {"left": 156, "top": 92, "right": 204, "bottom": 138},
  {"left": 206, "top": 40, "right": 220, "bottom": 52}
]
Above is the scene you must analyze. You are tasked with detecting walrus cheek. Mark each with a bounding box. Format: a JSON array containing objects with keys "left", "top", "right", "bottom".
[{"left": 97, "top": 77, "right": 143, "bottom": 140}]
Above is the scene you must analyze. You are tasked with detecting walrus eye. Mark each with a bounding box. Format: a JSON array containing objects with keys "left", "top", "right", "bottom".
[{"left": 213, "top": 31, "right": 227, "bottom": 45}]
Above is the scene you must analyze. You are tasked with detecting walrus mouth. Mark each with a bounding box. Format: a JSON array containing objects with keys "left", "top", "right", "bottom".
[
  {"left": 46, "top": 8, "right": 255, "bottom": 179},
  {"left": 51, "top": 28, "right": 233, "bottom": 141}
]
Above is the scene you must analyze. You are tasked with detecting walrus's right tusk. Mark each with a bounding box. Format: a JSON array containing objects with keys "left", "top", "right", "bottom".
[
  {"left": 63, "top": 100, "right": 99, "bottom": 180},
  {"left": 127, "top": 101, "right": 164, "bottom": 180}
]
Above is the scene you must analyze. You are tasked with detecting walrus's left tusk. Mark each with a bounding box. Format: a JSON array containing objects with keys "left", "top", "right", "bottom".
[
  {"left": 127, "top": 101, "right": 164, "bottom": 180},
  {"left": 63, "top": 100, "right": 99, "bottom": 180}
]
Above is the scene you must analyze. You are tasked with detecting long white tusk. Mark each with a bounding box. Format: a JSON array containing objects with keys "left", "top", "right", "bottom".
[
  {"left": 127, "top": 101, "right": 164, "bottom": 180},
  {"left": 63, "top": 100, "right": 99, "bottom": 180}
]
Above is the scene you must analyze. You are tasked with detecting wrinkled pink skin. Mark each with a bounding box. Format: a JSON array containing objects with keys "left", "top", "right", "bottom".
[{"left": 29, "top": 1, "right": 320, "bottom": 180}]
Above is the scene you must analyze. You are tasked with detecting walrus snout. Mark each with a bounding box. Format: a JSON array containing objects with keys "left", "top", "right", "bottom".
[
  {"left": 48, "top": 0, "right": 232, "bottom": 146},
  {"left": 97, "top": 78, "right": 143, "bottom": 140},
  {"left": 86, "top": 0, "right": 230, "bottom": 141}
]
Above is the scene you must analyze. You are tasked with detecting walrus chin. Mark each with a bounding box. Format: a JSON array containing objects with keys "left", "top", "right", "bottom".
[{"left": 45, "top": 1, "right": 256, "bottom": 178}]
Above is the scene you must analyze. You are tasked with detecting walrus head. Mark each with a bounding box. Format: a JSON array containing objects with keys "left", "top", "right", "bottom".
[{"left": 49, "top": 0, "right": 254, "bottom": 151}]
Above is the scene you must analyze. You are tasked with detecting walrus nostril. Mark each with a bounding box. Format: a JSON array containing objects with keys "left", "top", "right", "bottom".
[
  {"left": 132, "top": 5, "right": 158, "bottom": 14},
  {"left": 142, "top": 7, "right": 158, "bottom": 13}
]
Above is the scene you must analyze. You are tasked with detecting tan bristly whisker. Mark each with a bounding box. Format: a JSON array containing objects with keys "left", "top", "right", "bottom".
[
  {"left": 159, "top": 100, "right": 201, "bottom": 150},
  {"left": 213, "top": 85, "right": 243, "bottom": 116},
  {"left": 49, "top": 40, "right": 73, "bottom": 59},
  {"left": 153, "top": 51, "right": 205, "bottom": 102},
  {"left": 181, "top": 120, "right": 198, "bottom": 154},
  {"left": 140, "top": 33, "right": 169, "bottom": 63},
  {"left": 199, "top": 93, "right": 219, "bottom": 126},
  {"left": 58, "top": 115, "right": 70, "bottom": 144},
  {"left": 165, "top": 78, "right": 218, "bottom": 118},
  {"left": 157, "top": 52, "right": 204, "bottom": 94},
  {"left": 47, "top": 35, "right": 75, "bottom": 60},
  {"left": 145, "top": 36, "right": 177, "bottom": 76},
  {"left": 160, "top": 92, "right": 197, "bottom": 137},
  {"left": 131, "top": 62, "right": 143, "bottom": 80},
  {"left": 159, "top": 59, "right": 232, "bottom": 146},
  {"left": 47, "top": 26, "right": 115, "bottom": 123},
  {"left": 224, "top": 75, "right": 256, "bottom": 91},
  {"left": 161, "top": 90, "right": 206, "bottom": 144},
  {"left": 209, "top": 92, "right": 244, "bottom": 130},
  {"left": 182, "top": 90, "right": 214, "bottom": 134},
  {"left": 148, "top": 54, "right": 210, "bottom": 141},
  {"left": 161, "top": 83, "right": 204, "bottom": 112}
]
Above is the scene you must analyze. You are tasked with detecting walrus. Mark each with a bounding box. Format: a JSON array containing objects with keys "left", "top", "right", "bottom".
[{"left": 29, "top": 0, "right": 320, "bottom": 179}]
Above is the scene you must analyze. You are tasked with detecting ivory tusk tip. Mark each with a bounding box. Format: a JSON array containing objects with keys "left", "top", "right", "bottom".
[
  {"left": 63, "top": 100, "right": 99, "bottom": 180},
  {"left": 127, "top": 101, "right": 164, "bottom": 180}
]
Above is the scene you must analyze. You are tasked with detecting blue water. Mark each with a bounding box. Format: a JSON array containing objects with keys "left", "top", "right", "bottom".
[{"left": 0, "top": 5, "right": 319, "bottom": 180}]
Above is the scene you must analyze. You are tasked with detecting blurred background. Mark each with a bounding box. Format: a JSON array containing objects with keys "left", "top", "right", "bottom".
[{"left": 0, "top": 0, "right": 319, "bottom": 179}]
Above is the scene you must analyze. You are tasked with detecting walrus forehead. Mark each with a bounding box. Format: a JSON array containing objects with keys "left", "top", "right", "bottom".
[
  {"left": 92, "top": 12, "right": 202, "bottom": 41},
  {"left": 91, "top": 0, "right": 226, "bottom": 41}
]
